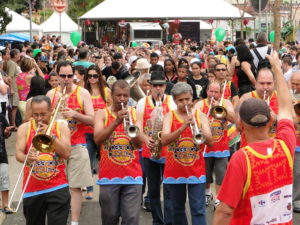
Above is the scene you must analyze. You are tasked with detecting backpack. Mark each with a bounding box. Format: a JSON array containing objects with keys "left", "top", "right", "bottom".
[{"left": 253, "top": 46, "right": 272, "bottom": 73}]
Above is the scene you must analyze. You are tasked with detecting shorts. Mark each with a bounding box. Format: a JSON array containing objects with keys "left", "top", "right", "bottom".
[
  {"left": 67, "top": 145, "right": 93, "bottom": 188},
  {"left": 18, "top": 101, "right": 26, "bottom": 120},
  {"left": 10, "top": 92, "right": 19, "bottom": 107},
  {"left": 205, "top": 157, "right": 228, "bottom": 185},
  {"left": 0, "top": 163, "right": 9, "bottom": 191}
]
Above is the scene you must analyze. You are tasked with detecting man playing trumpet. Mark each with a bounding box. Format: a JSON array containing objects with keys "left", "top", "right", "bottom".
[
  {"left": 195, "top": 81, "right": 235, "bottom": 209},
  {"left": 94, "top": 80, "right": 144, "bottom": 225},
  {"left": 16, "top": 95, "right": 71, "bottom": 225},
  {"left": 238, "top": 68, "right": 278, "bottom": 146},
  {"left": 161, "top": 82, "right": 212, "bottom": 225},
  {"left": 136, "top": 71, "right": 176, "bottom": 225}
]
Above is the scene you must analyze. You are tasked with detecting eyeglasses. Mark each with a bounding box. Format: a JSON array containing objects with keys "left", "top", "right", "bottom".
[
  {"left": 88, "top": 74, "right": 99, "bottom": 79},
  {"left": 59, "top": 74, "right": 74, "bottom": 79},
  {"left": 215, "top": 68, "right": 227, "bottom": 72}
]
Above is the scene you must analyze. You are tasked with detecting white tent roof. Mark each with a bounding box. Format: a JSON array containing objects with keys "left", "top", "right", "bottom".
[
  {"left": 80, "top": 0, "right": 253, "bottom": 20},
  {"left": 40, "top": 12, "right": 79, "bottom": 33},
  {"left": 129, "top": 23, "right": 162, "bottom": 30},
  {"left": 5, "top": 8, "right": 41, "bottom": 32},
  {"left": 168, "top": 20, "right": 212, "bottom": 30}
]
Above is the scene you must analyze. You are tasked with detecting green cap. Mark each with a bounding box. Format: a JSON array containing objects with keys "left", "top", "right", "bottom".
[{"left": 33, "top": 49, "right": 42, "bottom": 58}]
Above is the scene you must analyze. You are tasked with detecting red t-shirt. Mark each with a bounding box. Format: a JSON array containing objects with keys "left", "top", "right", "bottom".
[{"left": 218, "top": 119, "right": 296, "bottom": 209}]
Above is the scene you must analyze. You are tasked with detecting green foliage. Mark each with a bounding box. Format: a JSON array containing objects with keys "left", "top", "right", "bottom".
[
  {"left": 3, "top": 0, "right": 43, "bottom": 14},
  {"left": 68, "top": 0, "right": 104, "bottom": 22},
  {"left": 281, "top": 21, "right": 294, "bottom": 40},
  {"left": 0, "top": 6, "right": 12, "bottom": 34}
]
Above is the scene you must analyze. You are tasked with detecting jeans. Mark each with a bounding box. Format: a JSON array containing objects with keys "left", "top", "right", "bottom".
[
  {"left": 170, "top": 183, "right": 206, "bottom": 225},
  {"left": 99, "top": 184, "right": 142, "bottom": 225},
  {"left": 85, "top": 133, "right": 99, "bottom": 192},
  {"left": 144, "top": 158, "right": 172, "bottom": 225}
]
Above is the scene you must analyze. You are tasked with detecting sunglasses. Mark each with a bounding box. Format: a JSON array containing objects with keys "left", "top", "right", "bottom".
[
  {"left": 215, "top": 68, "right": 227, "bottom": 72},
  {"left": 88, "top": 74, "right": 99, "bottom": 79},
  {"left": 59, "top": 74, "right": 74, "bottom": 79}
]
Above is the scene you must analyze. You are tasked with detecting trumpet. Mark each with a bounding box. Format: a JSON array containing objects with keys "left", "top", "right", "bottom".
[
  {"left": 210, "top": 81, "right": 227, "bottom": 119},
  {"left": 185, "top": 105, "right": 206, "bottom": 145},
  {"left": 263, "top": 90, "right": 270, "bottom": 106},
  {"left": 121, "top": 102, "right": 140, "bottom": 138},
  {"left": 32, "top": 84, "right": 67, "bottom": 153},
  {"left": 8, "top": 124, "right": 41, "bottom": 213}
]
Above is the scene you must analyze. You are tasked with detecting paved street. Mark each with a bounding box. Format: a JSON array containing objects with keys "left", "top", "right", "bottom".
[{"left": 1, "top": 133, "right": 300, "bottom": 225}]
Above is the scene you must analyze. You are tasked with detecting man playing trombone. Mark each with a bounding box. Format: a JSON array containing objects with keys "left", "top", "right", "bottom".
[
  {"left": 15, "top": 95, "right": 71, "bottom": 225},
  {"left": 195, "top": 81, "right": 235, "bottom": 209},
  {"left": 136, "top": 71, "right": 176, "bottom": 225},
  {"left": 161, "top": 82, "right": 212, "bottom": 225},
  {"left": 94, "top": 80, "right": 144, "bottom": 225}
]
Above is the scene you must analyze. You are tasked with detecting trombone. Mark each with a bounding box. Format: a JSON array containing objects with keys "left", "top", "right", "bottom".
[
  {"left": 8, "top": 124, "right": 41, "bottom": 213},
  {"left": 185, "top": 105, "right": 206, "bottom": 145},
  {"left": 210, "top": 81, "right": 227, "bottom": 119},
  {"left": 263, "top": 90, "right": 270, "bottom": 106},
  {"left": 121, "top": 102, "right": 140, "bottom": 138},
  {"left": 32, "top": 84, "right": 67, "bottom": 153}
]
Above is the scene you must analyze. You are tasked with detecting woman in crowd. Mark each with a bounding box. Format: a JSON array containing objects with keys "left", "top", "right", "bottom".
[
  {"left": 235, "top": 44, "right": 257, "bottom": 96},
  {"left": 190, "top": 61, "right": 209, "bottom": 99},
  {"left": 84, "top": 64, "right": 111, "bottom": 199},
  {"left": 164, "top": 58, "right": 178, "bottom": 81},
  {"left": 24, "top": 76, "right": 46, "bottom": 121},
  {"left": 16, "top": 58, "right": 37, "bottom": 121}
]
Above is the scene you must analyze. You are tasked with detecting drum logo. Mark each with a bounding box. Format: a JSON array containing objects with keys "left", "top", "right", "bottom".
[
  {"left": 105, "top": 135, "right": 135, "bottom": 165},
  {"left": 169, "top": 137, "right": 199, "bottom": 166}
]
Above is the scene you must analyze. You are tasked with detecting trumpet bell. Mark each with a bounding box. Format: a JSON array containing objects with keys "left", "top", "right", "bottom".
[
  {"left": 32, "top": 134, "right": 55, "bottom": 153},
  {"left": 193, "top": 132, "right": 206, "bottom": 145},
  {"left": 210, "top": 106, "right": 227, "bottom": 119},
  {"left": 126, "top": 125, "right": 140, "bottom": 138}
]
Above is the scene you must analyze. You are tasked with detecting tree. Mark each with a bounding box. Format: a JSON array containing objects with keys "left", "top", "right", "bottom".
[
  {"left": 68, "top": 0, "right": 104, "bottom": 22},
  {"left": 272, "top": 0, "right": 281, "bottom": 51},
  {"left": 0, "top": 6, "right": 12, "bottom": 34},
  {"left": 3, "top": 0, "right": 43, "bottom": 14}
]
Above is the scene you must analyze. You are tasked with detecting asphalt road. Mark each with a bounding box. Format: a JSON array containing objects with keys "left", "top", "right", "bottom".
[{"left": 1, "top": 133, "right": 300, "bottom": 225}]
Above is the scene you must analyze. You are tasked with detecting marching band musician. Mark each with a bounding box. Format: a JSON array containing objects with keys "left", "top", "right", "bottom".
[
  {"left": 94, "top": 80, "right": 144, "bottom": 225},
  {"left": 213, "top": 52, "right": 295, "bottom": 225},
  {"left": 16, "top": 95, "right": 71, "bottom": 225},
  {"left": 214, "top": 63, "right": 239, "bottom": 107},
  {"left": 195, "top": 81, "right": 235, "bottom": 209},
  {"left": 290, "top": 70, "right": 300, "bottom": 213},
  {"left": 238, "top": 67, "right": 278, "bottom": 147},
  {"left": 47, "top": 61, "right": 94, "bottom": 225},
  {"left": 136, "top": 71, "right": 177, "bottom": 225},
  {"left": 161, "top": 82, "right": 213, "bottom": 225}
]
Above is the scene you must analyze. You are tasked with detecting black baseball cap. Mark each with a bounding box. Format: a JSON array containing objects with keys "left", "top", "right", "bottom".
[
  {"left": 148, "top": 71, "right": 167, "bottom": 85},
  {"left": 239, "top": 98, "right": 270, "bottom": 126}
]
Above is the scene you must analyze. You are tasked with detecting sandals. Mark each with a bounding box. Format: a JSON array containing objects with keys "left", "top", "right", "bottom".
[
  {"left": 85, "top": 192, "right": 93, "bottom": 200},
  {"left": 2, "top": 206, "right": 14, "bottom": 214}
]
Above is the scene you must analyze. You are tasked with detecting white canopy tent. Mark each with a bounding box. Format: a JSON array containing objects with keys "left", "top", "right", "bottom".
[
  {"left": 80, "top": 0, "right": 253, "bottom": 20},
  {"left": 40, "top": 12, "right": 79, "bottom": 45},
  {"left": 4, "top": 8, "right": 41, "bottom": 36}
]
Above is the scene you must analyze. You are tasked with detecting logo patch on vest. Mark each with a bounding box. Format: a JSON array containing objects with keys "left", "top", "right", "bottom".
[
  {"left": 169, "top": 137, "right": 199, "bottom": 166},
  {"left": 211, "top": 119, "right": 226, "bottom": 142},
  {"left": 104, "top": 134, "right": 135, "bottom": 165},
  {"left": 31, "top": 153, "right": 62, "bottom": 181}
]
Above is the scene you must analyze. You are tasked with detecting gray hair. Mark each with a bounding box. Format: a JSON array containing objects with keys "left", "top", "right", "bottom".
[
  {"left": 291, "top": 70, "right": 300, "bottom": 78},
  {"left": 138, "top": 73, "right": 151, "bottom": 85},
  {"left": 256, "top": 32, "right": 267, "bottom": 44},
  {"left": 171, "top": 82, "right": 193, "bottom": 99},
  {"left": 31, "top": 95, "right": 51, "bottom": 109}
]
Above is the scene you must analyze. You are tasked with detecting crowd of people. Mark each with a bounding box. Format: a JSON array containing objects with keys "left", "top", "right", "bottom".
[{"left": 0, "top": 31, "right": 299, "bottom": 225}]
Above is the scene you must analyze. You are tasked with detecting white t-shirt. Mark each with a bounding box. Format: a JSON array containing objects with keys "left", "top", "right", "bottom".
[
  {"left": 284, "top": 68, "right": 293, "bottom": 81},
  {"left": 0, "top": 75, "right": 8, "bottom": 103},
  {"left": 250, "top": 46, "right": 273, "bottom": 69}
]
